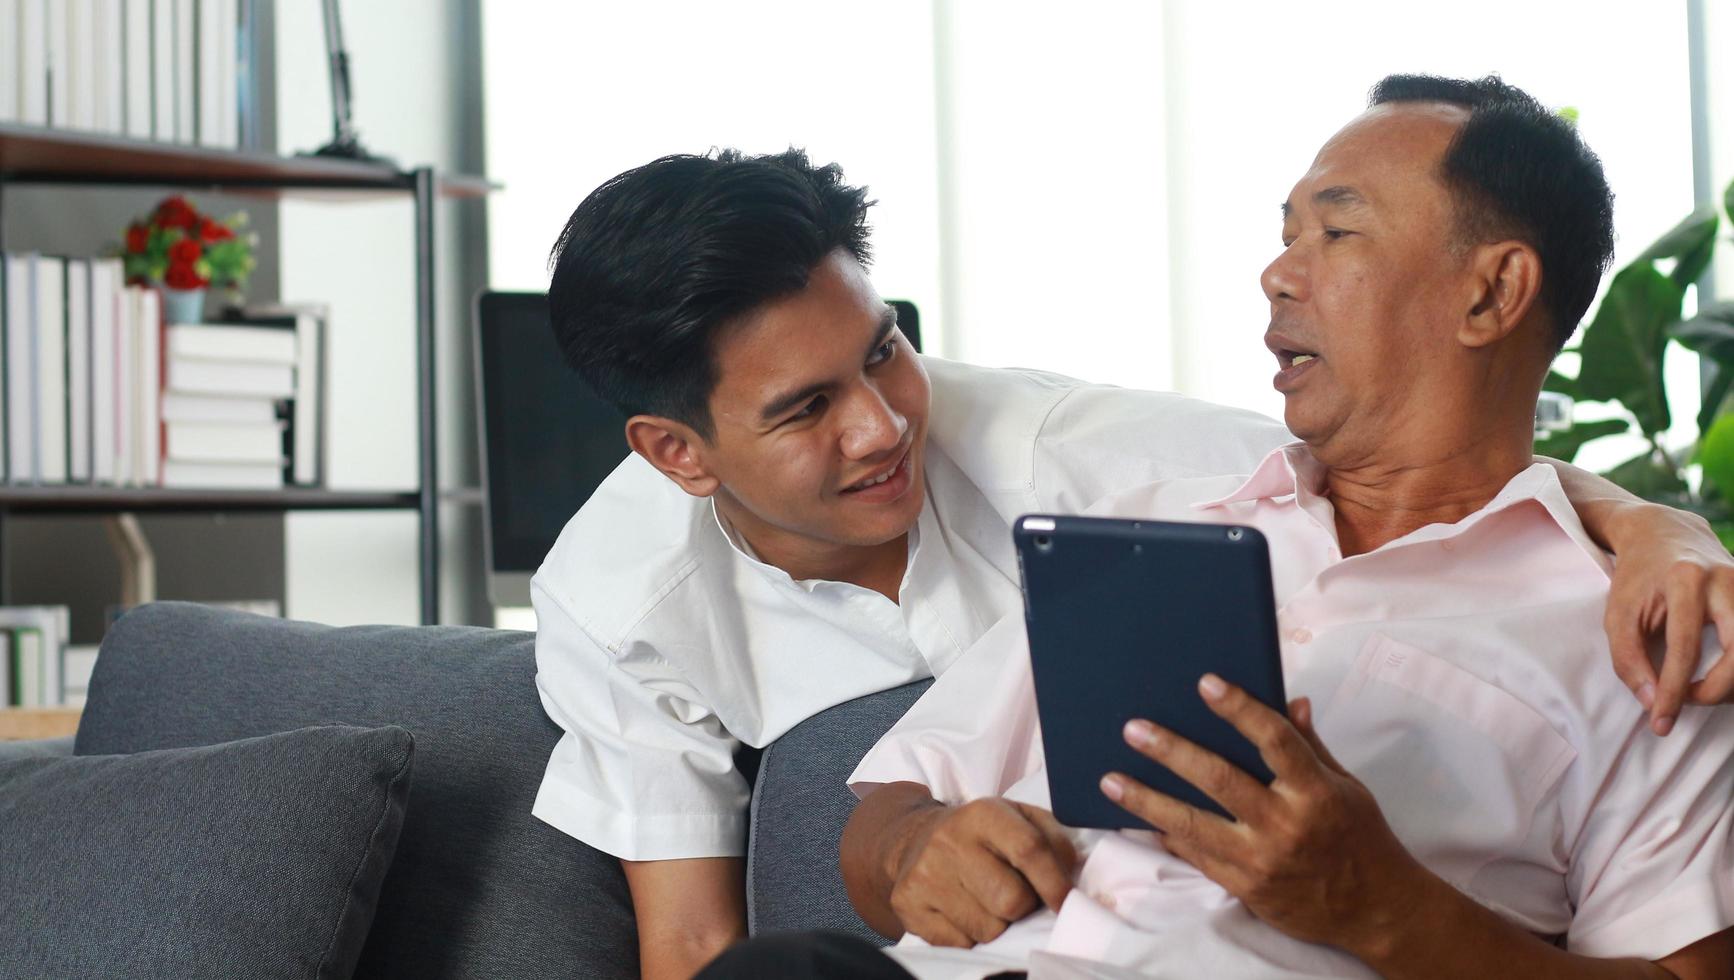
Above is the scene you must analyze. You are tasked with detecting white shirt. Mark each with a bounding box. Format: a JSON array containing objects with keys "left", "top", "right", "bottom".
[
  {"left": 531, "top": 355, "right": 1291, "bottom": 860},
  {"left": 853, "top": 446, "right": 1734, "bottom": 979}
]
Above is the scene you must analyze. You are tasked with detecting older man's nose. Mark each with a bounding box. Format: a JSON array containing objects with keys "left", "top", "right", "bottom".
[{"left": 1261, "top": 249, "right": 1305, "bottom": 304}]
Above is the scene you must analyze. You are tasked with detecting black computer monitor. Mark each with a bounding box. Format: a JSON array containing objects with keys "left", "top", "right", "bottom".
[{"left": 474, "top": 291, "right": 922, "bottom": 606}]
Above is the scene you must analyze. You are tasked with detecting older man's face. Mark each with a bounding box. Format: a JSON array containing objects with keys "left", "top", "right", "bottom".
[{"left": 1260, "top": 103, "right": 1477, "bottom": 458}]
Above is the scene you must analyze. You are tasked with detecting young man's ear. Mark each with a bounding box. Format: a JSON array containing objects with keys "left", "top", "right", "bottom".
[
  {"left": 626, "top": 416, "right": 722, "bottom": 498},
  {"left": 1460, "top": 241, "right": 1543, "bottom": 349}
]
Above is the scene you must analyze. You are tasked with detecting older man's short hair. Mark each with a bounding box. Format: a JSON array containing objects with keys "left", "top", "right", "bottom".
[{"left": 1370, "top": 74, "right": 1616, "bottom": 351}]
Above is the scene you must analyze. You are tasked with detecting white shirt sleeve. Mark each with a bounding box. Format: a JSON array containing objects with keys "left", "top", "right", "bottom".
[
  {"left": 1562, "top": 681, "right": 1734, "bottom": 960},
  {"left": 1033, "top": 386, "right": 1291, "bottom": 514},
  {"left": 849, "top": 613, "right": 1044, "bottom": 803},
  {"left": 530, "top": 576, "right": 750, "bottom": 861}
]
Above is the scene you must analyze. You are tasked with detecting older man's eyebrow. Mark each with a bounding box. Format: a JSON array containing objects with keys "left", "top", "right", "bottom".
[{"left": 1313, "top": 185, "right": 1369, "bottom": 210}]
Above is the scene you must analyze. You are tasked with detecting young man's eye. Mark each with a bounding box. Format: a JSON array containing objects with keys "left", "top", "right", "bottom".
[
  {"left": 866, "top": 338, "right": 897, "bottom": 367},
  {"left": 789, "top": 395, "right": 827, "bottom": 422}
]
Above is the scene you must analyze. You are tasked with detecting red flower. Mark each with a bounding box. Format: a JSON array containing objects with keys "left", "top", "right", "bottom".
[
  {"left": 125, "top": 223, "right": 149, "bottom": 254},
  {"left": 170, "top": 238, "right": 203, "bottom": 264},
  {"left": 198, "top": 217, "right": 234, "bottom": 242},
  {"left": 154, "top": 196, "right": 198, "bottom": 230},
  {"left": 164, "top": 262, "right": 207, "bottom": 290}
]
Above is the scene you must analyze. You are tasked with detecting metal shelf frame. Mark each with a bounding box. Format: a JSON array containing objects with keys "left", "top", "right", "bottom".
[{"left": 0, "top": 124, "right": 493, "bottom": 624}]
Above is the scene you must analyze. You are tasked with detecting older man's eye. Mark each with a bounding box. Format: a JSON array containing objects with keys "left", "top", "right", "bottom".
[{"left": 1323, "top": 228, "right": 1353, "bottom": 240}]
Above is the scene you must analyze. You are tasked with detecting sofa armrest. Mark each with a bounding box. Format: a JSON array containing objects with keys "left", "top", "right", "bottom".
[{"left": 746, "top": 679, "right": 933, "bottom": 944}]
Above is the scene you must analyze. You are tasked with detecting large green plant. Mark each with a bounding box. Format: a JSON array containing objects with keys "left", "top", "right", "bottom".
[{"left": 1537, "top": 177, "right": 1734, "bottom": 545}]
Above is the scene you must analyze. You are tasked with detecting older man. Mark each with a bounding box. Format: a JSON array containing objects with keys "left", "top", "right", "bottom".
[{"left": 703, "top": 75, "right": 1734, "bottom": 978}]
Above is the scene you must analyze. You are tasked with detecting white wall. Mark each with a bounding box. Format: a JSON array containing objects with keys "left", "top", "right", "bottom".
[
  {"left": 275, "top": 0, "right": 484, "bottom": 625},
  {"left": 485, "top": 1, "right": 943, "bottom": 343},
  {"left": 935, "top": 1, "right": 1174, "bottom": 389},
  {"left": 1159, "top": 0, "right": 1698, "bottom": 471},
  {"left": 488, "top": 1, "right": 1701, "bottom": 446}
]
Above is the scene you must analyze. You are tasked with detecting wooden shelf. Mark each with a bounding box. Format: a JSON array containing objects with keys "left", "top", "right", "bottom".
[
  {"left": 0, "top": 123, "right": 496, "bottom": 199},
  {"left": 0, "top": 487, "right": 421, "bottom": 514},
  {"left": 0, "top": 707, "right": 81, "bottom": 740}
]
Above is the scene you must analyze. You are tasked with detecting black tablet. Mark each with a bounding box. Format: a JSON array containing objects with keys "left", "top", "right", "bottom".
[{"left": 1014, "top": 514, "right": 1288, "bottom": 829}]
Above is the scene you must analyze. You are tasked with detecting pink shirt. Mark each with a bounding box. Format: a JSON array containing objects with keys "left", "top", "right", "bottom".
[{"left": 852, "top": 445, "right": 1734, "bottom": 980}]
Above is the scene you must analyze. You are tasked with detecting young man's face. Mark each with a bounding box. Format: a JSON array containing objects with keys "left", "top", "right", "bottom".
[{"left": 695, "top": 249, "right": 931, "bottom": 554}]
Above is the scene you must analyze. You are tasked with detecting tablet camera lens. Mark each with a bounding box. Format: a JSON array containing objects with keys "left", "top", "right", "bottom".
[
  {"left": 1034, "top": 535, "right": 1052, "bottom": 552},
  {"left": 1227, "top": 528, "right": 1244, "bottom": 541}
]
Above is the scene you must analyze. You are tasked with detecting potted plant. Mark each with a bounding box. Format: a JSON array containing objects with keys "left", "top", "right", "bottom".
[
  {"left": 119, "top": 195, "right": 258, "bottom": 324},
  {"left": 1537, "top": 176, "right": 1734, "bottom": 547}
]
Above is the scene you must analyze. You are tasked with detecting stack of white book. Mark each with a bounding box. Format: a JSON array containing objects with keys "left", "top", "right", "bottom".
[
  {"left": 0, "top": 0, "right": 245, "bottom": 149},
  {"left": 0, "top": 605, "right": 70, "bottom": 707},
  {"left": 162, "top": 321, "right": 293, "bottom": 489},
  {"left": 3, "top": 253, "right": 164, "bottom": 486},
  {"left": 1, "top": 252, "right": 327, "bottom": 489}
]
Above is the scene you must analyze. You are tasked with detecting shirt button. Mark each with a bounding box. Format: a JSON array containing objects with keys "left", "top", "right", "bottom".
[
  {"left": 1441, "top": 539, "right": 1456, "bottom": 552},
  {"left": 1091, "top": 890, "right": 1117, "bottom": 911},
  {"left": 1289, "top": 627, "right": 1312, "bottom": 644}
]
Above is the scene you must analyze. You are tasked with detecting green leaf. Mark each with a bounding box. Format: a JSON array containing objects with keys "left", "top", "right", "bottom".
[
  {"left": 1725, "top": 175, "right": 1734, "bottom": 228},
  {"left": 1543, "top": 369, "right": 1580, "bottom": 399},
  {"left": 1669, "top": 303, "right": 1734, "bottom": 435},
  {"left": 1698, "top": 363, "right": 1734, "bottom": 436},
  {"left": 1634, "top": 206, "right": 1718, "bottom": 287},
  {"left": 1700, "top": 414, "right": 1734, "bottom": 500},
  {"left": 1669, "top": 303, "right": 1734, "bottom": 367},
  {"left": 1573, "top": 265, "right": 1683, "bottom": 436},
  {"left": 1533, "top": 417, "right": 1629, "bottom": 463},
  {"left": 1602, "top": 449, "right": 1688, "bottom": 501}
]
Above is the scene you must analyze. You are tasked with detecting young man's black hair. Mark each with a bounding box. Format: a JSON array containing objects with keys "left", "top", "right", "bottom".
[
  {"left": 1369, "top": 73, "right": 1616, "bottom": 350},
  {"left": 547, "top": 148, "right": 875, "bottom": 439}
]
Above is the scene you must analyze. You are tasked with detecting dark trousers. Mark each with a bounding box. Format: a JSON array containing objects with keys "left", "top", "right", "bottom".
[
  {"left": 696, "top": 930, "right": 1028, "bottom": 980},
  {"left": 696, "top": 931, "right": 914, "bottom": 979}
]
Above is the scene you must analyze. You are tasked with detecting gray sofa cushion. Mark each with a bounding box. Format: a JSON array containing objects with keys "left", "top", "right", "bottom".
[
  {"left": 0, "top": 735, "right": 73, "bottom": 760},
  {"left": 75, "top": 602, "right": 637, "bottom": 980},
  {"left": 747, "top": 678, "right": 934, "bottom": 943},
  {"left": 0, "top": 724, "right": 412, "bottom": 980}
]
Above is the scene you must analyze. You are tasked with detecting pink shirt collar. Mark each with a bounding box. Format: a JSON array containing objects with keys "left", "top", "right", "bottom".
[{"left": 1193, "top": 442, "right": 1613, "bottom": 579}]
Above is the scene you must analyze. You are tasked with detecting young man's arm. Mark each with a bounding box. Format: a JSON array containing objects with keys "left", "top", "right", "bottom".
[
  {"left": 1544, "top": 459, "right": 1734, "bottom": 731},
  {"left": 623, "top": 858, "right": 747, "bottom": 980},
  {"left": 531, "top": 577, "right": 754, "bottom": 979}
]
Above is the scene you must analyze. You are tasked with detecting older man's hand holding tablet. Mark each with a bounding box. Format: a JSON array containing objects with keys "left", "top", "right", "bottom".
[{"left": 1014, "top": 514, "right": 1288, "bottom": 828}]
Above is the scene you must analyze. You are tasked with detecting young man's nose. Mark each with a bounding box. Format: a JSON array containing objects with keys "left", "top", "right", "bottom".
[{"left": 840, "top": 386, "right": 909, "bottom": 459}]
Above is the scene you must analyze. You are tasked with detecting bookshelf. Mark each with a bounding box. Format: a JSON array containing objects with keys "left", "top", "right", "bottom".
[{"left": 0, "top": 122, "right": 496, "bottom": 625}]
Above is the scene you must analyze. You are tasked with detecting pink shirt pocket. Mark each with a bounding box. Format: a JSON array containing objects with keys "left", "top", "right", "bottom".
[{"left": 1319, "top": 633, "right": 1577, "bottom": 911}]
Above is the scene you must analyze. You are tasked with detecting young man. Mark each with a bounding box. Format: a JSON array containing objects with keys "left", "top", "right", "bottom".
[
  {"left": 531, "top": 148, "right": 1734, "bottom": 978},
  {"left": 812, "top": 75, "right": 1733, "bottom": 979}
]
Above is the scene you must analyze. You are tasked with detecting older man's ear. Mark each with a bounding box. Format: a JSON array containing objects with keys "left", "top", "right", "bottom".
[{"left": 1458, "top": 242, "right": 1544, "bottom": 349}]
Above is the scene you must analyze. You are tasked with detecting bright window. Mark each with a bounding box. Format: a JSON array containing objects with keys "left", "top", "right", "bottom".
[{"left": 485, "top": 0, "right": 1702, "bottom": 469}]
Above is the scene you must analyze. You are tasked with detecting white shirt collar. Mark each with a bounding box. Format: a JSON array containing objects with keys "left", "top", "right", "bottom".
[{"left": 708, "top": 494, "right": 924, "bottom": 596}]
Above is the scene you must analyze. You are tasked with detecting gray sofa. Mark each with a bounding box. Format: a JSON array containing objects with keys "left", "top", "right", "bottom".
[{"left": 0, "top": 601, "right": 929, "bottom": 979}]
